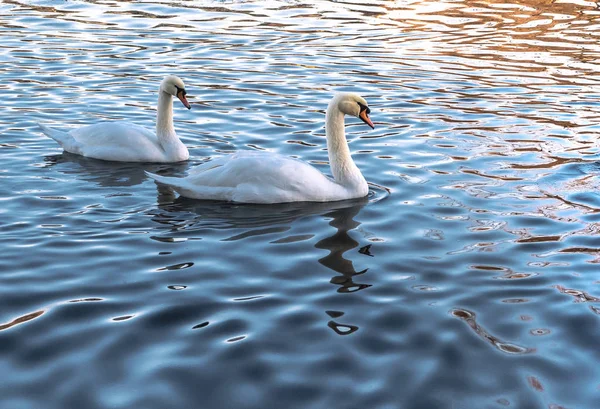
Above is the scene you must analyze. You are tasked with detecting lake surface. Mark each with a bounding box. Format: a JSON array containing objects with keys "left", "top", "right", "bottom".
[{"left": 1, "top": 1, "right": 600, "bottom": 408}]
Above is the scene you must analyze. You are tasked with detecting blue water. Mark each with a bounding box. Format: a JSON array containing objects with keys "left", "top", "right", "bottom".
[{"left": 1, "top": 1, "right": 600, "bottom": 408}]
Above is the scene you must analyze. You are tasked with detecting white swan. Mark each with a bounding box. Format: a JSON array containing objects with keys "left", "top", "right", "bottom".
[
  {"left": 38, "top": 75, "right": 191, "bottom": 162},
  {"left": 146, "top": 93, "right": 374, "bottom": 204}
]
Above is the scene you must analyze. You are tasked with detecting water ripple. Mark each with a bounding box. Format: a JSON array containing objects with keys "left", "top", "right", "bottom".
[{"left": 1, "top": 0, "right": 599, "bottom": 408}]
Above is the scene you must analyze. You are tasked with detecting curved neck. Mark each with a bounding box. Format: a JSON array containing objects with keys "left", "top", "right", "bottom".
[
  {"left": 156, "top": 90, "right": 177, "bottom": 144},
  {"left": 325, "top": 101, "right": 364, "bottom": 187}
]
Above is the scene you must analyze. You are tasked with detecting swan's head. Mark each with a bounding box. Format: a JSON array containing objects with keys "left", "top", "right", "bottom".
[
  {"left": 335, "top": 93, "right": 374, "bottom": 129},
  {"left": 160, "top": 75, "right": 191, "bottom": 109}
]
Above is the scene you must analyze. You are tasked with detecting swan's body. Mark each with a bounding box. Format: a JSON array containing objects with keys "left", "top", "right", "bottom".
[
  {"left": 146, "top": 93, "right": 374, "bottom": 204},
  {"left": 39, "top": 75, "right": 191, "bottom": 163},
  {"left": 148, "top": 150, "right": 366, "bottom": 203}
]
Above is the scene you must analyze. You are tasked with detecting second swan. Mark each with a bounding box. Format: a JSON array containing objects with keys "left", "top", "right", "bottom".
[{"left": 39, "top": 75, "right": 191, "bottom": 163}]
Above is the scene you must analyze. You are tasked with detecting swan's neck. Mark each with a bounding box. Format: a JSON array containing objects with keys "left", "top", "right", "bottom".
[
  {"left": 156, "top": 90, "right": 176, "bottom": 143},
  {"left": 156, "top": 90, "right": 188, "bottom": 161},
  {"left": 326, "top": 103, "right": 366, "bottom": 189}
]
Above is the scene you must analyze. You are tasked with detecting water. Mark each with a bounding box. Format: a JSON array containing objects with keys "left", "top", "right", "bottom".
[{"left": 1, "top": 1, "right": 600, "bottom": 408}]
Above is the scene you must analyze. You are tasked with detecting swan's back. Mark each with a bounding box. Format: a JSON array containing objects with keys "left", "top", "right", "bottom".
[
  {"left": 190, "top": 151, "right": 321, "bottom": 184},
  {"left": 70, "top": 122, "right": 157, "bottom": 147}
]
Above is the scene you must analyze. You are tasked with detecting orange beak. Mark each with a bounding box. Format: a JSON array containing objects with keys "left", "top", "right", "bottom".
[
  {"left": 359, "top": 109, "right": 374, "bottom": 129},
  {"left": 177, "top": 90, "right": 191, "bottom": 109}
]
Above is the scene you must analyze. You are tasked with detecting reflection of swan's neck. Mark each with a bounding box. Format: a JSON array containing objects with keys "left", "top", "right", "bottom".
[
  {"left": 156, "top": 90, "right": 177, "bottom": 145},
  {"left": 326, "top": 102, "right": 365, "bottom": 187}
]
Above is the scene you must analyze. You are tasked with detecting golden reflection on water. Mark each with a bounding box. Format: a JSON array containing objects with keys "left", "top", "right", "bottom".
[{"left": 380, "top": 0, "right": 600, "bottom": 94}]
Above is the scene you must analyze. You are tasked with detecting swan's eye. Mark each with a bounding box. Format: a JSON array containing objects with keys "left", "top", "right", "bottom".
[
  {"left": 175, "top": 86, "right": 186, "bottom": 96},
  {"left": 357, "top": 102, "right": 370, "bottom": 115}
]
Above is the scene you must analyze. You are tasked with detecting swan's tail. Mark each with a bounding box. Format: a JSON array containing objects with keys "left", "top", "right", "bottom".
[
  {"left": 38, "top": 123, "right": 79, "bottom": 152},
  {"left": 145, "top": 171, "right": 235, "bottom": 201}
]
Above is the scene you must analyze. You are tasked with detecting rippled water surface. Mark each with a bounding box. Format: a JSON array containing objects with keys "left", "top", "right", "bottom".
[{"left": 2, "top": 1, "right": 600, "bottom": 408}]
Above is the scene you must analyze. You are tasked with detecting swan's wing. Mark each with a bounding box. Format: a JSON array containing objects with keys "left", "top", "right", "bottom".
[
  {"left": 186, "top": 154, "right": 238, "bottom": 176},
  {"left": 69, "top": 122, "right": 163, "bottom": 161},
  {"left": 183, "top": 151, "right": 341, "bottom": 202}
]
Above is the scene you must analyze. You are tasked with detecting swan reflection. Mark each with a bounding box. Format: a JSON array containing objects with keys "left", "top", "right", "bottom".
[
  {"left": 152, "top": 194, "right": 374, "bottom": 294},
  {"left": 42, "top": 153, "right": 189, "bottom": 188},
  {"left": 315, "top": 202, "right": 373, "bottom": 293}
]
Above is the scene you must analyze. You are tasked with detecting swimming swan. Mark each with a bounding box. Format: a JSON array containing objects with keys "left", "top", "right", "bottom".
[
  {"left": 146, "top": 93, "right": 374, "bottom": 203},
  {"left": 38, "top": 75, "right": 191, "bottom": 162}
]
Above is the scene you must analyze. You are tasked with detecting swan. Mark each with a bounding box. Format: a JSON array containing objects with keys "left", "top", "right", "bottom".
[
  {"left": 38, "top": 75, "right": 191, "bottom": 162},
  {"left": 145, "top": 93, "right": 374, "bottom": 203}
]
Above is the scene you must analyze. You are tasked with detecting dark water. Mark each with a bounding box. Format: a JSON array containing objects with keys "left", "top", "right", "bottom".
[{"left": 1, "top": 1, "right": 600, "bottom": 408}]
